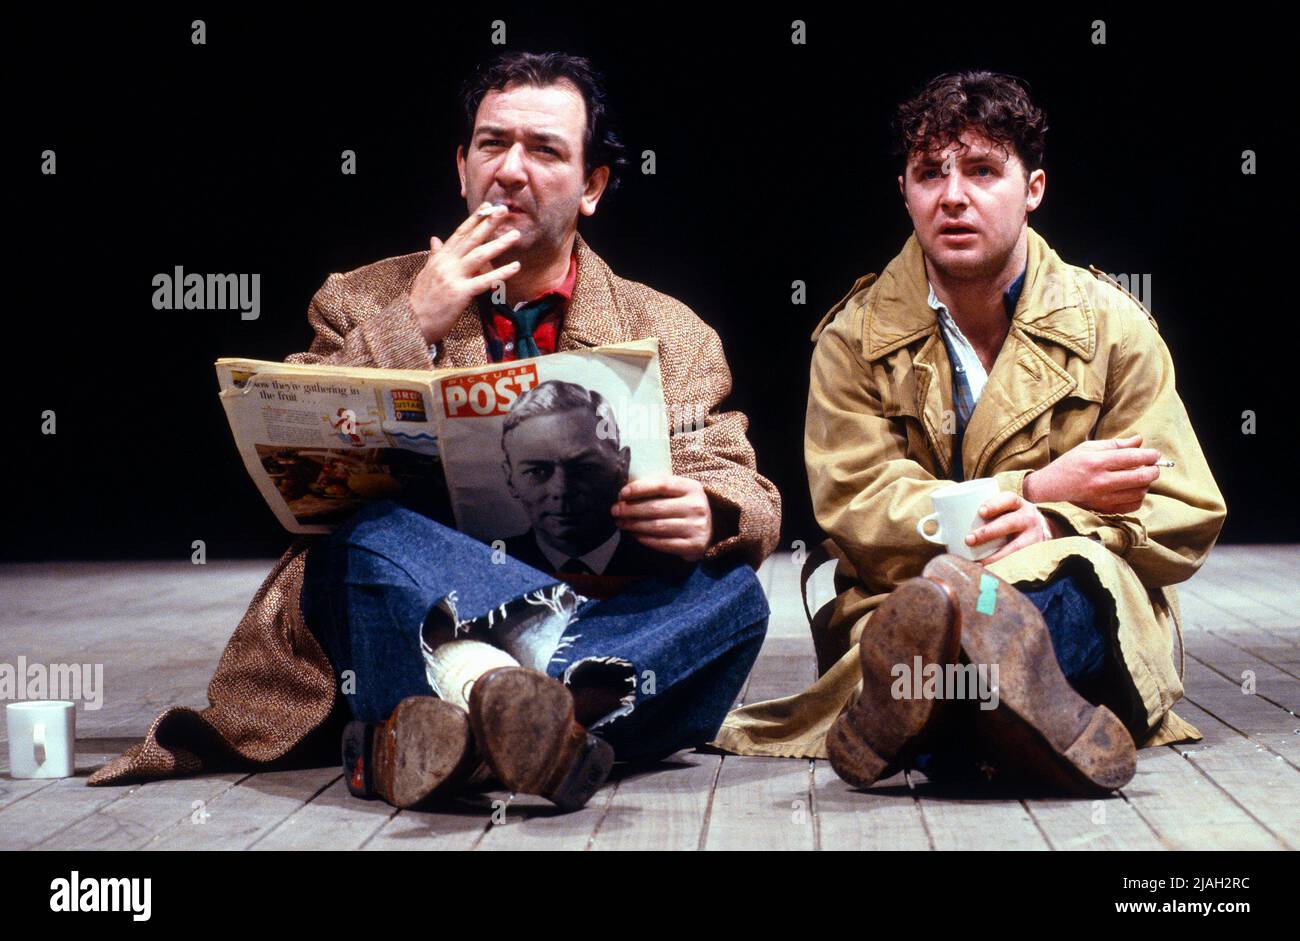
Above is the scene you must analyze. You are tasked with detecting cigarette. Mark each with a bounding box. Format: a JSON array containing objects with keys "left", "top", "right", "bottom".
[
  {"left": 1154, "top": 460, "right": 1175, "bottom": 467},
  {"left": 475, "top": 203, "right": 498, "bottom": 218}
]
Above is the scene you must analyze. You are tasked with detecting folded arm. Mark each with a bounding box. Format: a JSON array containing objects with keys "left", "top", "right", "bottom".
[{"left": 1030, "top": 303, "right": 1227, "bottom": 587}]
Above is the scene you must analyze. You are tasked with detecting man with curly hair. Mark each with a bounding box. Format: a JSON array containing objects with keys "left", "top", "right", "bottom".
[{"left": 716, "top": 71, "right": 1226, "bottom": 793}]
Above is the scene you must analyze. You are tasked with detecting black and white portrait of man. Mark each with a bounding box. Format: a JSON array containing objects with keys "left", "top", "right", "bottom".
[{"left": 500, "top": 380, "right": 673, "bottom": 576}]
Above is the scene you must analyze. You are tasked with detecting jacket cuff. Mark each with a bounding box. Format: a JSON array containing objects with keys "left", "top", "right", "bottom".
[
  {"left": 993, "top": 468, "right": 1034, "bottom": 497},
  {"left": 1035, "top": 500, "right": 1147, "bottom": 555},
  {"left": 701, "top": 485, "right": 761, "bottom": 569}
]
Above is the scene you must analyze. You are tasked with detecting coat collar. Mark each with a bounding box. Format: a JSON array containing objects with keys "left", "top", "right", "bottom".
[
  {"left": 860, "top": 226, "right": 1097, "bottom": 363},
  {"left": 423, "top": 233, "right": 629, "bottom": 370},
  {"left": 856, "top": 227, "right": 1096, "bottom": 479}
]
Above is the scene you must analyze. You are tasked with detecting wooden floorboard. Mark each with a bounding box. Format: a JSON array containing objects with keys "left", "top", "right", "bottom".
[
  {"left": 360, "top": 793, "right": 495, "bottom": 851},
  {"left": 906, "top": 776, "right": 1052, "bottom": 851},
  {"left": 1166, "top": 699, "right": 1298, "bottom": 849},
  {"left": 813, "top": 766, "right": 933, "bottom": 851},
  {"left": 1115, "top": 745, "right": 1285, "bottom": 850},
  {"left": 43, "top": 773, "right": 249, "bottom": 851},
  {"left": 2, "top": 549, "right": 1296, "bottom": 850},
  {"left": 144, "top": 767, "right": 342, "bottom": 850}
]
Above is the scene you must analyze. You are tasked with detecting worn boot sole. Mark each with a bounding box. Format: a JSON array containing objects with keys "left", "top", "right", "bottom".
[
  {"left": 923, "top": 555, "right": 1136, "bottom": 794},
  {"left": 346, "top": 696, "right": 475, "bottom": 809},
  {"left": 468, "top": 667, "right": 614, "bottom": 813},
  {"left": 826, "top": 577, "right": 962, "bottom": 789}
]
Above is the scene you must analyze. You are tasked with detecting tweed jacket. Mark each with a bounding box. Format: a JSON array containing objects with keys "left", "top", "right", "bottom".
[{"left": 88, "top": 234, "right": 781, "bottom": 785}]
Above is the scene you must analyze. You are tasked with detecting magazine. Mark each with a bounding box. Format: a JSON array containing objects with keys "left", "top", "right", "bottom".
[{"left": 214, "top": 339, "right": 673, "bottom": 547}]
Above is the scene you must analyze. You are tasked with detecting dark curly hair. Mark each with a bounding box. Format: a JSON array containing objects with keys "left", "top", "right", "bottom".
[
  {"left": 893, "top": 71, "right": 1048, "bottom": 175},
  {"left": 460, "top": 51, "right": 628, "bottom": 192}
]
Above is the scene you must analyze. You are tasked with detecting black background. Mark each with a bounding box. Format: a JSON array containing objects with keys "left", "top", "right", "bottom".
[
  {"left": 8, "top": 5, "right": 1294, "bottom": 561},
  {"left": 7, "top": 849, "right": 1290, "bottom": 926}
]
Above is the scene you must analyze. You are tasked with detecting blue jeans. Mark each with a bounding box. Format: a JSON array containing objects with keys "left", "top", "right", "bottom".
[
  {"left": 913, "top": 572, "right": 1108, "bottom": 782},
  {"left": 300, "top": 500, "right": 769, "bottom": 764}
]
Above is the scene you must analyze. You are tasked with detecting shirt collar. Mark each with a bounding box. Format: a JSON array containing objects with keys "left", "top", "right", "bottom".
[
  {"left": 534, "top": 528, "right": 622, "bottom": 575},
  {"left": 862, "top": 229, "right": 1097, "bottom": 363}
]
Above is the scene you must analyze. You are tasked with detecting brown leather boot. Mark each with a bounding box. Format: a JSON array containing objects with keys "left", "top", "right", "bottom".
[
  {"left": 826, "top": 575, "right": 962, "bottom": 789},
  {"left": 922, "top": 554, "right": 1137, "bottom": 793},
  {"left": 467, "top": 666, "right": 615, "bottom": 812},
  {"left": 342, "top": 696, "right": 476, "bottom": 809}
]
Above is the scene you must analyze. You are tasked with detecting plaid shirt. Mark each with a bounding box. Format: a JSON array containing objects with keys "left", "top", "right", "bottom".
[{"left": 928, "top": 267, "right": 1026, "bottom": 480}]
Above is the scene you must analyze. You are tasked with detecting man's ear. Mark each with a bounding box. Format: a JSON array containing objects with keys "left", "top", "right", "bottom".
[
  {"left": 502, "top": 457, "right": 517, "bottom": 497},
  {"left": 580, "top": 166, "right": 611, "bottom": 217},
  {"left": 897, "top": 174, "right": 908, "bottom": 210},
  {"left": 1025, "top": 167, "right": 1046, "bottom": 213},
  {"left": 457, "top": 145, "right": 468, "bottom": 201}
]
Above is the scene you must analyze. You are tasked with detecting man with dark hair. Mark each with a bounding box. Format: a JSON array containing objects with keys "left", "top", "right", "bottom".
[
  {"left": 460, "top": 51, "right": 627, "bottom": 194},
  {"left": 90, "top": 51, "right": 781, "bottom": 814},
  {"left": 717, "top": 71, "right": 1226, "bottom": 793}
]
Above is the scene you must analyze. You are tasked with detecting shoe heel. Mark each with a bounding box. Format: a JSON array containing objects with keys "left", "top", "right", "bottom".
[
  {"left": 826, "top": 712, "right": 892, "bottom": 789},
  {"left": 342, "top": 720, "right": 374, "bottom": 799},
  {"left": 1061, "top": 706, "right": 1136, "bottom": 792},
  {"left": 546, "top": 733, "right": 615, "bottom": 812},
  {"left": 385, "top": 697, "right": 475, "bottom": 809}
]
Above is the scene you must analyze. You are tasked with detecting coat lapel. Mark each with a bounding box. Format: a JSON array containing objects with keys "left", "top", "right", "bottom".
[
  {"left": 911, "top": 333, "right": 957, "bottom": 476},
  {"left": 963, "top": 230, "right": 1085, "bottom": 478},
  {"left": 557, "top": 234, "right": 630, "bottom": 350},
  {"left": 962, "top": 327, "right": 1074, "bottom": 478},
  {"left": 862, "top": 235, "right": 956, "bottom": 474}
]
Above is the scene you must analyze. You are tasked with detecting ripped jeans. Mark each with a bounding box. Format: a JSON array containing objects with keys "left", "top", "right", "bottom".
[{"left": 300, "top": 499, "right": 770, "bottom": 764}]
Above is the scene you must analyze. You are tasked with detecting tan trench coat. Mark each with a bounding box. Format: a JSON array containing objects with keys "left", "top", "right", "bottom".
[
  {"left": 714, "top": 227, "right": 1227, "bottom": 759},
  {"left": 88, "top": 234, "right": 781, "bottom": 786}
]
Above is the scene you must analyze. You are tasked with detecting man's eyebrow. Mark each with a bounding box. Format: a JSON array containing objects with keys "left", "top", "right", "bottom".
[
  {"left": 474, "top": 125, "right": 568, "bottom": 146},
  {"left": 913, "top": 149, "right": 1006, "bottom": 169},
  {"left": 521, "top": 446, "right": 607, "bottom": 463}
]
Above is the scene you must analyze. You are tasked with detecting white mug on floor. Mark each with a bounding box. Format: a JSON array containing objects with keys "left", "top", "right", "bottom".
[
  {"left": 6, "top": 700, "right": 75, "bottom": 779},
  {"left": 916, "top": 478, "right": 1009, "bottom": 562}
]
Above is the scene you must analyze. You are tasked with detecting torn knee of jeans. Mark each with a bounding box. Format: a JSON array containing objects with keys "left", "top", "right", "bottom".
[
  {"left": 420, "top": 584, "right": 586, "bottom": 672},
  {"left": 562, "top": 656, "right": 636, "bottom": 729}
]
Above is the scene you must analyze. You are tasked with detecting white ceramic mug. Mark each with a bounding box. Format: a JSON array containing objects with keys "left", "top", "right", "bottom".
[
  {"left": 916, "top": 478, "right": 1009, "bottom": 561},
  {"left": 6, "top": 701, "right": 75, "bottom": 779}
]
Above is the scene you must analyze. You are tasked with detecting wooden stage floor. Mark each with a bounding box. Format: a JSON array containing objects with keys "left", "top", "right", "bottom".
[{"left": 1, "top": 546, "right": 1296, "bottom": 850}]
